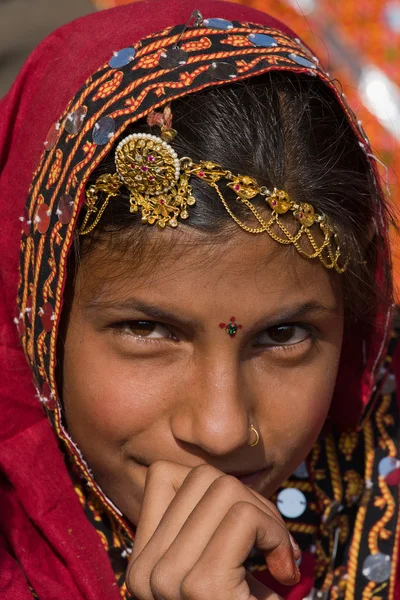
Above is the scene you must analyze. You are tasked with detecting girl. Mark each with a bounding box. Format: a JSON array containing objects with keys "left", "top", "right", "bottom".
[{"left": 0, "top": 1, "right": 398, "bottom": 598}]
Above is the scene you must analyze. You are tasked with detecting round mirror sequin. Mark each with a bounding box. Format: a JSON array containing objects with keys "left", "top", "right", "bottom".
[
  {"left": 57, "top": 194, "right": 74, "bottom": 225},
  {"left": 44, "top": 123, "right": 60, "bottom": 151},
  {"left": 159, "top": 47, "right": 188, "bottom": 69},
  {"left": 248, "top": 33, "right": 278, "bottom": 47},
  {"left": 36, "top": 203, "right": 51, "bottom": 234},
  {"left": 362, "top": 553, "right": 391, "bottom": 583},
  {"left": 207, "top": 61, "right": 238, "bottom": 80},
  {"left": 378, "top": 456, "right": 400, "bottom": 485},
  {"left": 379, "top": 456, "right": 398, "bottom": 477},
  {"left": 65, "top": 106, "right": 87, "bottom": 135},
  {"left": 109, "top": 47, "right": 136, "bottom": 68},
  {"left": 92, "top": 116, "right": 116, "bottom": 145},
  {"left": 277, "top": 488, "right": 307, "bottom": 519},
  {"left": 382, "top": 373, "right": 396, "bottom": 394},
  {"left": 40, "top": 302, "right": 54, "bottom": 333},
  {"left": 203, "top": 17, "right": 234, "bottom": 30},
  {"left": 288, "top": 53, "right": 317, "bottom": 69},
  {"left": 293, "top": 461, "right": 309, "bottom": 479}
]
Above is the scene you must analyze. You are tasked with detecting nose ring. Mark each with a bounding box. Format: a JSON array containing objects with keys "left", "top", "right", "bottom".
[{"left": 248, "top": 424, "right": 259, "bottom": 447}]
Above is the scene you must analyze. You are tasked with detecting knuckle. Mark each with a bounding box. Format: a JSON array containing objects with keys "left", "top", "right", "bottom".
[
  {"left": 209, "top": 474, "right": 243, "bottom": 497},
  {"left": 187, "top": 463, "right": 220, "bottom": 480},
  {"left": 149, "top": 562, "right": 175, "bottom": 600},
  {"left": 147, "top": 459, "right": 170, "bottom": 479},
  {"left": 229, "top": 499, "right": 257, "bottom": 520},
  {"left": 181, "top": 570, "right": 211, "bottom": 600},
  {"left": 126, "top": 559, "right": 152, "bottom": 600}
]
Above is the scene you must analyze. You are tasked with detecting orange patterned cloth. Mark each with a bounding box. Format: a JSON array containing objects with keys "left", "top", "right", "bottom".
[{"left": 93, "top": 0, "right": 400, "bottom": 295}]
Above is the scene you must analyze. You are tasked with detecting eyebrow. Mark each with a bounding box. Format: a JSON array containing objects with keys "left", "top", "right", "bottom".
[
  {"left": 86, "top": 297, "right": 339, "bottom": 330},
  {"left": 86, "top": 298, "right": 203, "bottom": 330},
  {"left": 261, "top": 300, "right": 340, "bottom": 327}
]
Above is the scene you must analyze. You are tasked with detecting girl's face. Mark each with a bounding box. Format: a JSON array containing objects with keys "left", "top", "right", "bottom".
[{"left": 62, "top": 228, "right": 344, "bottom": 524}]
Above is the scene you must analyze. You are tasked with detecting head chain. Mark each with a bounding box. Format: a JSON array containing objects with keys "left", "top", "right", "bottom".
[{"left": 79, "top": 110, "right": 348, "bottom": 273}]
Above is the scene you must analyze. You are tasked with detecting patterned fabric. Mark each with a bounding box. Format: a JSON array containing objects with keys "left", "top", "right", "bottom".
[{"left": 13, "top": 10, "right": 397, "bottom": 600}]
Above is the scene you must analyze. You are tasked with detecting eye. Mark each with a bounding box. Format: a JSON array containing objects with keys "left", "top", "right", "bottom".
[
  {"left": 112, "top": 320, "right": 176, "bottom": 341},
  {"left": 254, "top": 324, "right": 312, "bottom": 348}
]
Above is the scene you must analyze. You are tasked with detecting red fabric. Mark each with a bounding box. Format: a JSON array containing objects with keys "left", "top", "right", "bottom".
[{"left": 0, "top": 0, "right": 394, "bottom": 597}]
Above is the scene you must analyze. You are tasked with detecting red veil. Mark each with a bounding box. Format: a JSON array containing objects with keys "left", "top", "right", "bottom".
[{"left": 0, "top": 1, "right": 398, "bottom": 598}]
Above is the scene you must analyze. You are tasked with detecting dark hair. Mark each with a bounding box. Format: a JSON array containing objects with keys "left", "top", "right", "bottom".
[{"left": 76, "top": 71, "right": 392, "bottom": 321}]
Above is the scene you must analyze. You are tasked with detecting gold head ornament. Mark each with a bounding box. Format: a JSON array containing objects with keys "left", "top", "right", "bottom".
[{"left": 79, "top": 107, "right": 348, "bottom": 273}]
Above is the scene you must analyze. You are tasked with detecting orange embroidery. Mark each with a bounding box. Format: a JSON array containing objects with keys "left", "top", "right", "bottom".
[
  {"left": 93, "top": 71, "right": 124, "bottom": 101},
  {"left": 181, "top": 37, "right": 212, "bottom": 52},
  {"left": 221, "top": 34, "right": 253, "bottom": 47},
  {"left": 46, "top": 150, "right": 63, "bottom": 190},
  {"left": 344, "top": 470, "right": 364, "bottom": 506},
  {"left": 339, "top": 430, "right": 359, "bottom": 460},
  {"left": 135, "top": 50, "right": 163, "bottom": 70}
]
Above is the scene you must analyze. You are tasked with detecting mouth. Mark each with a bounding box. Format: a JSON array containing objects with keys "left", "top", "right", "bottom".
[{"left": 228, "top": 468, "right": 270, "bottom": 492}]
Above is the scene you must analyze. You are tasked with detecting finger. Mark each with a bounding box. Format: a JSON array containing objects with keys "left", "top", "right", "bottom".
[
  {"left": 149, "top": 474, "right": 289, "bottom": 584},
  {"left": 131, "top": 461, "right": 192, "bottom": 561},
  {"left": 128, "top": 468, "right": 289, "bottom": 599},
  {"left": 134, "top": 465, "right": 284, "bottom": 565},
  {"left": 182, "top": 502, "right": 300, "bottom": 595}
]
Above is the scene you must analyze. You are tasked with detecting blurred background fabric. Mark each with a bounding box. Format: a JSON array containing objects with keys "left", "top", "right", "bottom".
[
  {"left": 2, "top": 0, "right": 399, "bottom": 295},
  {"left": 0, "top": 0, "right": 94, "bottom": 97}
]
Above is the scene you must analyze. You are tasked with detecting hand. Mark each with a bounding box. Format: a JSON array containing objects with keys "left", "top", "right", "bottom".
[{"left": 126, "top": 461, "right": 301, "bottom": 600}]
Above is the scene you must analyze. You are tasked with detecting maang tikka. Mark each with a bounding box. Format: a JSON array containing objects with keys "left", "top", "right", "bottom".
[{"left": 79, "top": 104, "right": 348, "bottom": 274}]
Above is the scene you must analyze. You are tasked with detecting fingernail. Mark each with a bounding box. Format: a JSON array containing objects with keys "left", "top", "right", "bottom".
[{"left": 289, "top": 534, "right": 300, "bottom": 553}]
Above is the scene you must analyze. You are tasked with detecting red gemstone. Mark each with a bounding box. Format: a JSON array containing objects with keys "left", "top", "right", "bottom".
[
  {"left": 230, "top": 317, "right": 236, "bottom": 322},
  {"left": 198, "top": 172, "right": 205, "bottom": 177},
  {"left": 149, "top": 176, "right": 155, "bottom": 181},
  {"left": 148, "top": 155, "right": 155, "bottom": 162},
  {"left": 58, "top": 194, "right": 73, "bottom": 225},
  {"left": 41, "top": 302, "right": 54, "bottom": 332},
  {"left": 36, "top": 204, "right": 51, "bottom": 234},
  {"left": 299, "top": 212, "right": 303, "bottom": 218},
  {"left": 219, "top": 323, "right": 226, "bottom": 329},
  {"left": 234, "top": 185, "right": 240, "bottom": 191},
  {"left": 141, "top": 166, "right": 148, "bottom": 171},
  {"left": 160, "top": 199, "right": 165, "bottom": 205},
  {"left": 272, "top": 200, "right": 277, "bottom": 207}
]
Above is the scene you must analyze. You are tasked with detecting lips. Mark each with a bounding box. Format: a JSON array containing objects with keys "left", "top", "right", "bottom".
[{"left": 232, "top": 468, "right": 270, "bottom": 491}]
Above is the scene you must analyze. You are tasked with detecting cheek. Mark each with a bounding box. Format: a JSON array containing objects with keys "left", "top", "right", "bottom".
[
  {"left": 62, "top": 329, "right": 172, "bottom": 449},
  {"left": 257, "top": 343, "right": 341, "bottom": 478}
]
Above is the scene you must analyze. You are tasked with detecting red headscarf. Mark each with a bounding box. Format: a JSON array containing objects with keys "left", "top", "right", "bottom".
[{"left": 0, "top": 1, "right": 397, "bottom": 598}]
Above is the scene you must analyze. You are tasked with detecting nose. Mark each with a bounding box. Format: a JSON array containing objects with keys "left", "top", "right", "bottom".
[{"left": 170, "top": 356, "right": 251, "bottom": 456}]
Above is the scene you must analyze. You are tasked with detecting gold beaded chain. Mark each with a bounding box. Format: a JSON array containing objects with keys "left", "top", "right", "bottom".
[{"left": 79, "top": 132, "right": 348, "bottom": 274}]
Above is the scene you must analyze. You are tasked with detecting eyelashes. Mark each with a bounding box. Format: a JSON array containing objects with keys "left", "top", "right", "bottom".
[
  {"left": 109, "top": 320, "right": 315, "bottom": 352},
  {"left": 110, "top": 320, "right": 178, "bottom": 341}
]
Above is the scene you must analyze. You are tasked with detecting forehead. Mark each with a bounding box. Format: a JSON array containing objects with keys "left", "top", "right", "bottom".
[{"left": 74, "top": 226, "right": 339, "bottom": 311}]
